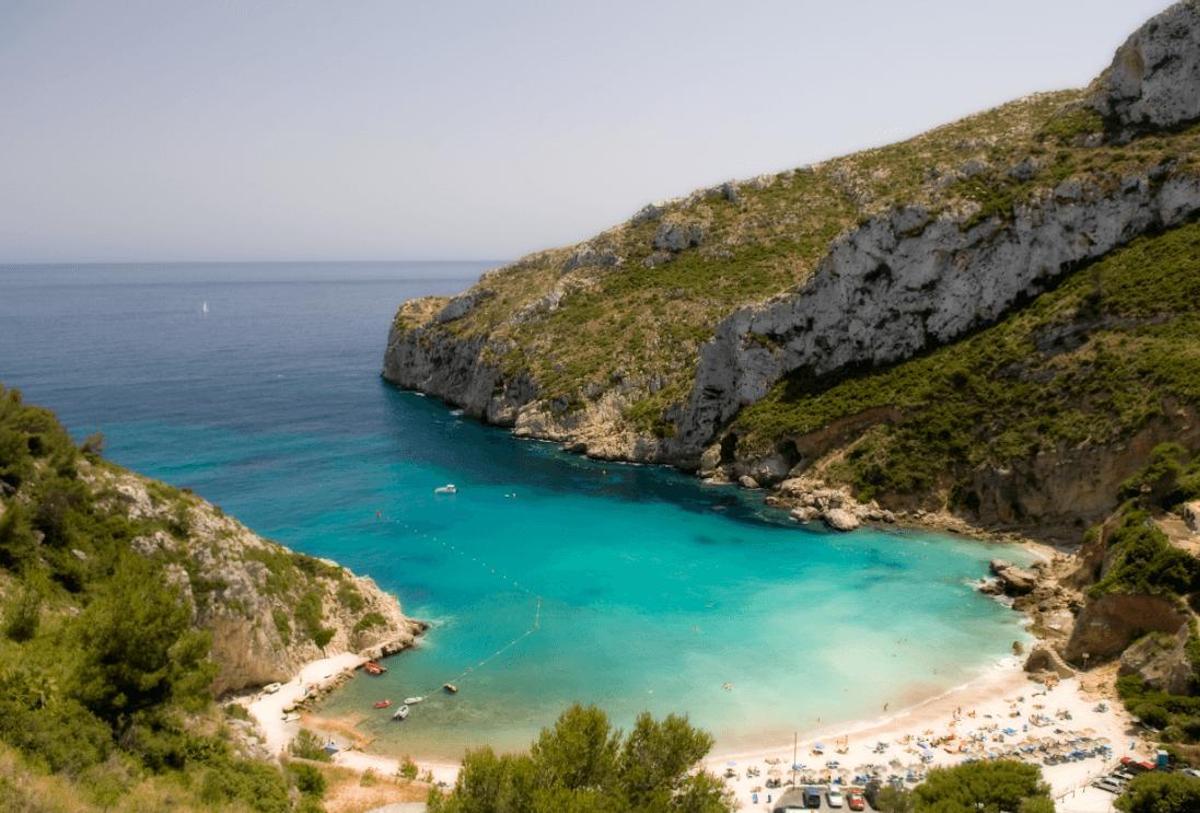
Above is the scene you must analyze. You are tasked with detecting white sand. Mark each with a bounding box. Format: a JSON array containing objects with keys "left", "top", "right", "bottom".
[
  {"left": 247, "top": 652, "right": 367, "bottom": 756},
  {"left": 240, "top": 650, "right": 459, "bottom": 786},
  {"left": 246, "top": 634, "right": 1143, "bottom": 812},
  {"left": 705, "top": 660, "right": 1143, "bottom": 812}
]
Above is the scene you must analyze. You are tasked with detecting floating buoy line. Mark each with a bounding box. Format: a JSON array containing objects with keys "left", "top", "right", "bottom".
[{"left": 371, "top": 507, "right": 544, "bottom": 711}]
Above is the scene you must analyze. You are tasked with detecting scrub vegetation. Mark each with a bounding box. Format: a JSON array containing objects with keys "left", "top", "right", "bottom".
[
  {"left": 0, "top": 384, "right": 340, "bottom": 811},
  {"left": 396, "top": 88, "right": 1200, "bottom": 440},
  {"left": 735, "top": 219, "right": 1200, "bottom": 505}
]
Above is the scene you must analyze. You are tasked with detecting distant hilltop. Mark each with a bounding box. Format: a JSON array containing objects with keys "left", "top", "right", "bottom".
[{"left": 384, "top": 1, "right": 1200, "bottom": 541}]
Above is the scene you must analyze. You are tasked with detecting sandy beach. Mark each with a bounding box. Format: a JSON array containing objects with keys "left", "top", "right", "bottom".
[
  {"left": 243, "top": 651, "right": 460, "bottom": 787},
  {"left": 704, "top": 660, "right": 1143, "bottom": 812},
  {"left": 254, "top": 647, "right": 1147, "bottom": 813}
]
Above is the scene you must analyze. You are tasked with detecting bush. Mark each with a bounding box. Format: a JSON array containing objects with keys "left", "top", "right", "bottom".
[
  {"left": 71, "top": 555, "right": 215, "bottom": 724},
  {"left": 289, "top": 729, "right": 331, "bottom": 763},
  {"left": 198, "top": 755, "right": 292, "bottom": 813},
  {"left": 0, "top": 666, "right": 112, "bottom": 776},
  {"left": 353, "top": 611, "right": 387, "bottom": 635},
  {"left": 399, "top": 755, "right": 419, "bottom": 781},
  {"left": 429, "top": 704, "right": 731, "bottom": 812},
  {"left": 1089, "top": 509, "right": 1200, "bottom": 599},
  {"left": 2, "top": 586, "right": 40, "bottom": 642},
  {"left": 1116, "top": 772, "right": 1200, "bottom": 813},
  {"left": 912, "top": 760, "right": 1052, "bottom": 813},
  {"left": 288, "top": 761, "right": 327, "bottom": 798}
]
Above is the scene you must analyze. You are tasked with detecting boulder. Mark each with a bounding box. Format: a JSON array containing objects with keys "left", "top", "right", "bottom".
[
  {"left": 989, "top": 559, "right": 1038, "bottom": 595},
  {"left": 562, "top": 242, "right": 621, "bottom": 272},
  {"left": 1182, "top": 500, "right": 1200, "bottom": 533},
  {"left": 747, "top": 453, "right": 791, "bottom": 487},
  {"left": 824, "top": 508, "right": 861, "bottom": 532},
  {"left": 790, "top": 506, "right": 819, "bottom": 523},
  {"left": 1063, "top": 593, "right": 1190, "bottom": 663},
  {"left": 1089, "top": 1, "right": 1200, "bottom": 136},
  {"left": 653, "top": 221, "right": 704, "bottom": 252},
  {"left": 1024, "top": 645, "right": 1077, "bottom": 679},
  {"left": 738, "top": 475, "right": 759, "bottom": 489},
  {"left": 698, "top": 443, "right": 722, "bottom": 475},
  {"left": 630, "top": 202, "right": 666, "bottom": 225}
]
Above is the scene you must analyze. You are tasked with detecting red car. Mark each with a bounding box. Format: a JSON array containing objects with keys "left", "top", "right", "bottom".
[{"left": 846, "top": 789, "right": 866, "bottom": 811}]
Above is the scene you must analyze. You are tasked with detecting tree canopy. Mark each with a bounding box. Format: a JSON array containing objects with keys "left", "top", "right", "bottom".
[
  {"left": 428, "top": 704, "right": 732, "bottom": 813},
  {"left": 1116, "top": 772, "right": 1200, "bottom": 813},
  {"left": 910, "top": 760, "right": 1053, "bottom": 813}
]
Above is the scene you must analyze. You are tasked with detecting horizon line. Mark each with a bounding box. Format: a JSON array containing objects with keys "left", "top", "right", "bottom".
[{"left": 0, "top": 257, "right": 510, "bottom": 268}]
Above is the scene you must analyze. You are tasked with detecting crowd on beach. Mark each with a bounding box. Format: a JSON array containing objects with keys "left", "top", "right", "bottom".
[{"left": 708, "top": 667, "right": 1145, "bottom": 811}]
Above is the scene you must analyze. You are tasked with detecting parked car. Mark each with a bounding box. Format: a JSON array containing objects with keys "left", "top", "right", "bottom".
[
  {"left": 846, "top": 789, "right": 866, "bottom": 811},
  {"left": 826, "top": 786, "right": 845, "bottom": 808},
  {"left": 1091, "top": 778, "right": 1123, "bottom": 794},
  {"left": 803, "top": 786, "right": 823, "bottom": 809}
]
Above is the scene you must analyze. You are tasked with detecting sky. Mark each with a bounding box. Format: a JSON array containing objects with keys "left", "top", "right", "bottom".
[{"left": 0, "top": 0, "right": 1173, "bottom": 263}]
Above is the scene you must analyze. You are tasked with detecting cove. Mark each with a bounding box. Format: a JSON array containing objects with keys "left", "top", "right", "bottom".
[{"left": 0, "top": 262, "right": 1031, "bottom": 760}]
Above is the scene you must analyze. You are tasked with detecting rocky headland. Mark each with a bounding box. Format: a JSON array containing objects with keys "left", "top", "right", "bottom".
[{"left": 382, "top": 0, "right": 1200, "bottom": 767}]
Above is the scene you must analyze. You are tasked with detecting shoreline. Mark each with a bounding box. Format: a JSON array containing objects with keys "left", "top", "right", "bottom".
[
  {"left": 260, "top": 643, "right": 1146, "bottom": 809},
  {"left": 241, "top": 511, "right": 1127, "bottom": 808}
]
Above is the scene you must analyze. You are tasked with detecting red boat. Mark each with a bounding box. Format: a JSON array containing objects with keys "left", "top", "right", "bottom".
[
  {"left": 362, "top": 660, "right": 386, "bottom": 676},
  {"left": 373, "top": 699, "right": 392, "bottom": 709}
]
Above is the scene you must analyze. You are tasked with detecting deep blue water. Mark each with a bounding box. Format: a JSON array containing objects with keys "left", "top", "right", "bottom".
[{"left": 0, "top": 262, "right": 1029, "bottom": 758}]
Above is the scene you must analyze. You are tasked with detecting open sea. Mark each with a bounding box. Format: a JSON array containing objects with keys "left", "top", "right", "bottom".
[{"left": 0, "top": 261, "right": 1030, "bottom": 759}]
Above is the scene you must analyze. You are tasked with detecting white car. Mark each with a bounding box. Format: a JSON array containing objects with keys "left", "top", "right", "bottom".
[
  {"left": 263, "top": 682, "right": 282, "bottom": 694},
  {"left": 827, "top": 786, "right": 845, "bottom": 808}
]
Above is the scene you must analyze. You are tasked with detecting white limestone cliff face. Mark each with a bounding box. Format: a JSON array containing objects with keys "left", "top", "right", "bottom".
[
  {"left": 381, "top": 2, "right": 1200, "bottom": 506},
  {"left": 674, "top": 172, "right": 1200, "bottom": 459}
]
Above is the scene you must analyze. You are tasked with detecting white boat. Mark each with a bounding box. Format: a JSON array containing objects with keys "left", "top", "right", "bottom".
[
  {"left": 201, "top": 301, "right": 209, "bottom": 314},
  {"left": 263, "top": 682, "right": 282, "bottom": 694},
  {"left": 403, "top": 696, "right": 425, "bottom": 705},
  {"left": 434, "top": 484, "right": 457, "bottom": 494},
  {"left": 392, "top": 704, "right": 410, "bottom": 721}
]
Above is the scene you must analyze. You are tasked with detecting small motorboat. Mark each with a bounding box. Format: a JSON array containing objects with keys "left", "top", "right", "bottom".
[
  {"left": 403, "top": 696, "right": 425, "bottom": 705},
  {"left": 362, "top": 660, "right": 386, "bottom": 675},
  {"left": 434, "top": 484, "right": 457, "bottom": 494},
  {"left": 373, "top": 699, "right": 392, "bottom": 709},
  {"left": 392, "top": 704, "right": 410, "bottom": 721},
  {"left": 442, "top": 683, "right": 458, "bottom": 695}
]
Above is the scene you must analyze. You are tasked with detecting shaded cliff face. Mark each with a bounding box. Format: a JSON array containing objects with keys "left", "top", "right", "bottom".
[
  {"left": 87, "top": 464, "right": 424, "bottom": 695},
  {"left": 384, "top": 3, "right": 1200, "bottom": 532}
]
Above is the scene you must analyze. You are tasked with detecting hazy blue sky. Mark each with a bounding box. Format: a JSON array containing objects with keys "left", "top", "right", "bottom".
[{"left": 0, "top": 1, "right": 1170, "bottom": 263}]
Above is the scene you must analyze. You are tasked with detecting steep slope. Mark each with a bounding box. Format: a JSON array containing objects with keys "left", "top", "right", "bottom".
[
  {"left": 734, "top": 220, "right": 1200, "bottom": 536},
  {"left": 0, "top": 383, "right": 425, "bottom": 810},
  {"left": 384, "top": 2, "right": 1200, "bottom": 533},
  {"left": 0, "top": 384, "right": 423, "bottom": 695}
]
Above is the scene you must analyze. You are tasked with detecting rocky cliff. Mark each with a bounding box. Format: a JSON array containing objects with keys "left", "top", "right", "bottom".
[
  {"left": 88, "top": 465, "right": 425, "bottom": 695},
  {"left": 385, "top": 2, "right": 1200, "bottom": 536}
]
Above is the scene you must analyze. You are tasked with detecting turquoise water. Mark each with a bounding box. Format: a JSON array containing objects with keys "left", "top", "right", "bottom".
[{"left": 0, "top": 262, "right": 1030, "bottom": 759}]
